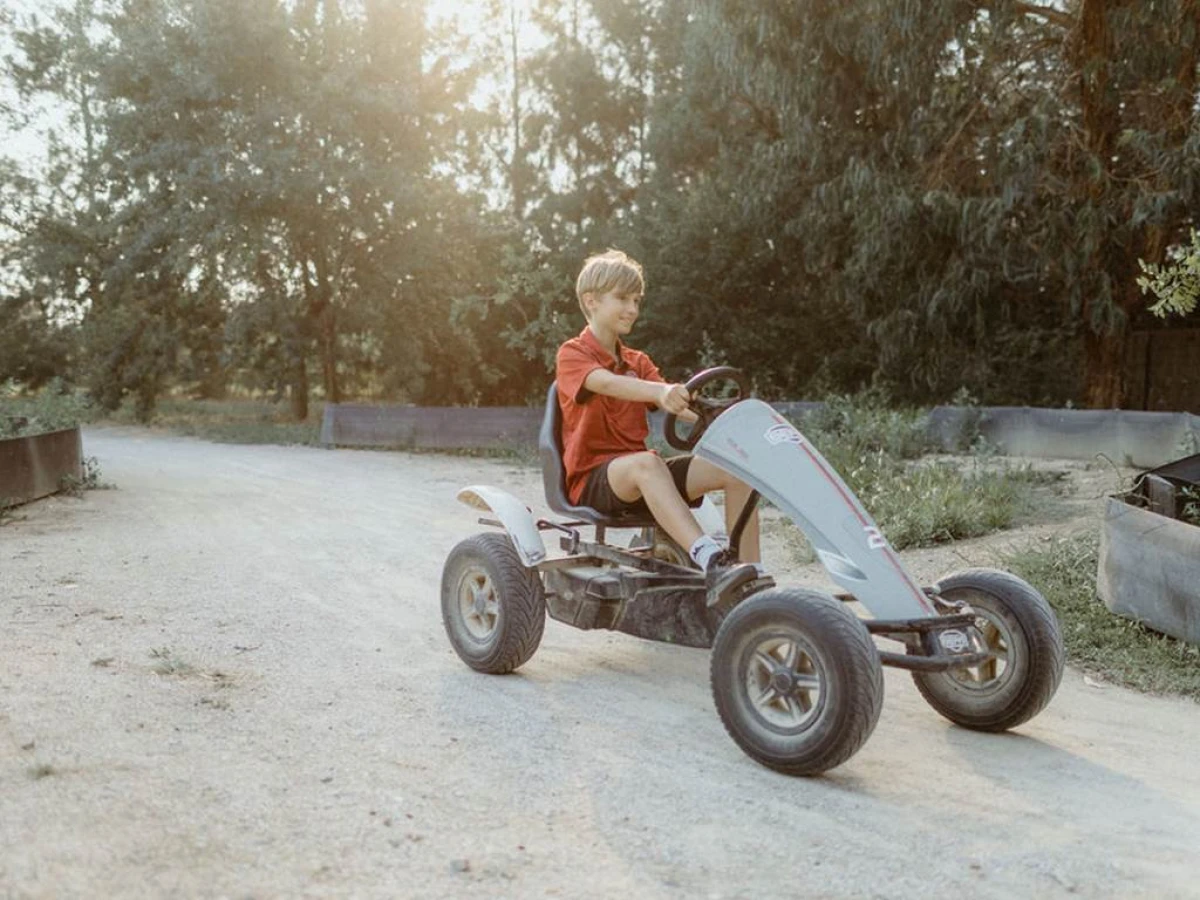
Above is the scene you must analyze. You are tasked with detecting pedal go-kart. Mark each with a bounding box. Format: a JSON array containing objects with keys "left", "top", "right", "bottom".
[{"left": 440, "top": 367, "right": 1065, "bottom": 775}]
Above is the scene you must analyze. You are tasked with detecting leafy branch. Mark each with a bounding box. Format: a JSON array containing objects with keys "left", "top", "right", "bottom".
[{"left": 1138, "top": 229, "right": 1200, "bottom": 318}]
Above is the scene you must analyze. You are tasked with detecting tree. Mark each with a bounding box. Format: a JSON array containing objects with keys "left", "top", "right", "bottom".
[
  {"left": 1, "top": 0, "right": 110, "bottom": 391},
  {"left": 641, "top": 0, "right": 1200, "bottom": 407}
]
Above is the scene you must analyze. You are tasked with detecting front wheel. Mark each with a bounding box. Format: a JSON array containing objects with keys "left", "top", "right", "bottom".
[
  {"left": 441, "top": 532, "right": 546, "bottom": 674},
  {"left": 913, "top": 568, "right": 1064, "bottom": 731},
  {"left": 710, "top": 588, "right": 884, "bottom": 776}
]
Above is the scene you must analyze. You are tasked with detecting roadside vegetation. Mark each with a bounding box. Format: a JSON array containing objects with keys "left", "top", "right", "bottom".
[
  {"left": 787, "top": 391, "right": 1068, "bottom": 551},
  {"left": 1006, "top": 532, "right": 1200, "bottom": 701},
  {"left": 104, "top": 397, "right": 324, "bottom": 447},
  {"left": 0, "top": 379, "right": 97, "bottom": 439}
]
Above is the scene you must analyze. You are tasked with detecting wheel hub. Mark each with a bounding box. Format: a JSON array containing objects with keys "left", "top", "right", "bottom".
[
  {"left": 770, "top": 670, "right": 795, "bottom": 693},
  {"left": 458, "top": 570, "right": 499, "bottom": 641},
  {"left": 743, "top": 635, "right": 825, "bottom": 732}
]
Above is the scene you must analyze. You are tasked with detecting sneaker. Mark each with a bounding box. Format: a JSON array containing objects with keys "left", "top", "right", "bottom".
[{"left": 705, "top": 549, "right": 758, "bottom": 607}]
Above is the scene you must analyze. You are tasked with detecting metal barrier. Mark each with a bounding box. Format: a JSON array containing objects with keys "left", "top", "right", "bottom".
[
  {"left": 321, "top": 401, "right": 1199, "bottom": 468},
  {"left": 0, "top": 427, "right": 83, "bottom": 506},
  {"left": 320, "top": 403, "right": 542, "bottom": 450},
  {"left": 1099, "top": 497, "right": 1200, "bottom": 645}
]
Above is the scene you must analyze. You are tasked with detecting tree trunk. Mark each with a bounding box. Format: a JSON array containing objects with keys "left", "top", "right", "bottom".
[
  {"left": 290, "top": 355, "right": 309, "bottom": 421},
  {"left": 1075, "top": 0, "right": 1124, "bottom": 409},
  {"left": 302, "top": 245, "right": 341, "bottom": 406},
  {"left": 1082, "top": 328, "right": 1126, "bottom": 409},
  {"left": 321, "top": 306, "right": 340, "bottom": 404}
]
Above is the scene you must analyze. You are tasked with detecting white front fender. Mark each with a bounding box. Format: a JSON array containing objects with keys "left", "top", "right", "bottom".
[{"left": 456, "top": 485, "right": 547, "bottom": 567}]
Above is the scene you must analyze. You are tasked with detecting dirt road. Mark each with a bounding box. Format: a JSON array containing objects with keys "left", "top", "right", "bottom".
[{"left": 2, "top": 428, "right": 1199, "bottom": 899}]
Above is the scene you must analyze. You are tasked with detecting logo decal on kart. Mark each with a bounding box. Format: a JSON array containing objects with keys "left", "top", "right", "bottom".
[
  {"left": 864, "top": 526, "right": 887, "bottom": 550},
  {"left": 764, "top": 424, "right": 803, "bottom": 446},
  {"left": 938, "top": 629, "right": 971, "bottom": 654}
]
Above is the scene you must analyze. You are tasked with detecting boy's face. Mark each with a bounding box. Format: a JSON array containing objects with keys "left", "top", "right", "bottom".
[{"left": 585, "top": 288, "right": 643, "bottom": 337}]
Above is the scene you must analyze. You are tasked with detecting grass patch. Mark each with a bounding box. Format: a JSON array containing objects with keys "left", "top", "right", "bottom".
[
  {"left": 60, "top": 456, "right": 116, "bottom": 497},
  {"left": 149, "top": 646, "right": 196, "bottom": 677},
  {"left": 106, "top": 397, "right": 324, "bottom": 446},
  {"left": 1005, "top": 531, "right": 1200, "bottom": 700},
  {"left": 791, "top": 392, "right": 1065, "bottom": 550},
  {"left": 801, "top": 389, "right": 934, "bottom": 461}
]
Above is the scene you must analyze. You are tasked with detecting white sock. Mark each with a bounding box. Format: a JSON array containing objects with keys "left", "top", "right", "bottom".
[{"left": 689, "top": 535, "right": 723, "bottom": 570}]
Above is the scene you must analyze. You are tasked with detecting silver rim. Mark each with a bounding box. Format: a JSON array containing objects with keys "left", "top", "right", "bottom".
[
  {"left": 457, "top": 569, "right": 500, "bottom": 641},
  {"left": 744, "top": 635, "right": 824, "bottom": 731},
  {"left": 951, "top": 608, "right": 1013, "bottom": 690}
]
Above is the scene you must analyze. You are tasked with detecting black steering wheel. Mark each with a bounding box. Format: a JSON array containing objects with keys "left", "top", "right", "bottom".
[{"left": 664, "top": 366, "right": 751, "bottom": 451}]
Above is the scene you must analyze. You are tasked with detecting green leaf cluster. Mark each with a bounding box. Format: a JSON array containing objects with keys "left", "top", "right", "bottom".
[{"left": 1139, "top": 229, "right": 1200, "bottom": 318}]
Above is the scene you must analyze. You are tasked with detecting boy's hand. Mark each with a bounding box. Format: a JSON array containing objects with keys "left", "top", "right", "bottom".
[{"left": 658, "top": 382, "right": 691, "bottom": 415}]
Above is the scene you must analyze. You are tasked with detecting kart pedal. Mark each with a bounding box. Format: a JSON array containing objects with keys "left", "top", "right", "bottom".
[{"left": 706, "top": 564, "right": 761, "bottom": 608}]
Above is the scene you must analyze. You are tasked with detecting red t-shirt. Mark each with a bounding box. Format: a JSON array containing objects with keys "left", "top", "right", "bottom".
[{"left": 556, "top": 327, "right": 664, "bottom": 504}]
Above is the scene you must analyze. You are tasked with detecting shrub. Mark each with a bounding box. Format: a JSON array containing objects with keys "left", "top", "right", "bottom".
[{"left": 0, "top": 379, "right": 96, "bottom": 439}]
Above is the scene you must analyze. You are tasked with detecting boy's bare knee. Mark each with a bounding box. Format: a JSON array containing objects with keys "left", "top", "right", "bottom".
[{"left": 629, "top": 451, "right": 668, "bottom": 482}]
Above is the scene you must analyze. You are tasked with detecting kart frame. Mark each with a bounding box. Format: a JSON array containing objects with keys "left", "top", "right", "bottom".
[{"left": 458, "top": 367, "right": 993, "bottom": 674}]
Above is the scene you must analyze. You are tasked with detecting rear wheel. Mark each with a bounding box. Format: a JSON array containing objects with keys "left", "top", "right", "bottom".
[
  {"left": 913, "top": 568, "right": 1064, "bottom": 731},
  {"left": 441, "top": 533, "right": 546, "bottom": 674},
  {"left": 710, "top": 588, "right": 883, "bottom": 776}
]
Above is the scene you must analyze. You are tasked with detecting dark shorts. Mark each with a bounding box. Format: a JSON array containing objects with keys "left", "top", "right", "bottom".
[{"left": 578, "top": 454, "right": 703, "bottom": 516}]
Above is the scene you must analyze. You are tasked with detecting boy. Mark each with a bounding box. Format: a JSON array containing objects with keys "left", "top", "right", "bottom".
[{"left": 555, "top": 249, "right": 761, "bottom": 605}]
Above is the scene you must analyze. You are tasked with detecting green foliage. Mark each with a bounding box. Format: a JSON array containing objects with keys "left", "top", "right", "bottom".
[
  {"left": 1139, "top": 229, "right": 1200, "bottom": 318},
  {"left": 0, "top": 379, "right": 96, "bottom": 438},
  {"left": 1180, "top": 486, "right": 1200, "bottom": 528},
  {"left": 149, "top": 646, "right": 195, "bottom": 678},
  {"left": 788, "top": 393, "right": 1055, "bottom": 550},
  {"left": 60, "top": 456, "right": 112, "bottom": 496},
  {"left": 3, "top": 0, "right": 1199, "bottom": 411},
  {"left": 106, "top": 398, "right": 323, "bottom": 446},
  {"left": 801, "top": 389, "right": 933, "bottom": 462},
  {"left": 1005, "top": 532, "right": 1200, "bottom": 700}
]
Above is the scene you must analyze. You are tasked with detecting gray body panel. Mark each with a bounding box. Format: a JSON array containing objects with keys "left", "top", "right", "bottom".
[{"left": 695, "top": 399, "right": 935, "bottom": 620}]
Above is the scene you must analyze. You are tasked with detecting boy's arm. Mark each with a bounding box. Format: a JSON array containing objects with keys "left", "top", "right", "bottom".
[{"left": 583, "top": 368, "right": 693, "bottom": 417}]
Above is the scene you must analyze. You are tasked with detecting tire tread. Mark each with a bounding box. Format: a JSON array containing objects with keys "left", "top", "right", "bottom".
[
  {"left": 441, "top": 532, "right": 546, "bottom": 674},
  {"left": 914, "top": 568, "right": 1064, "bottom": 731},
  {"left": 710, "top": 588, "right": 883, "bottom": 776}
]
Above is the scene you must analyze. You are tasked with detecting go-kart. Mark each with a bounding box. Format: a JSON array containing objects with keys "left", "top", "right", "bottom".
[{"left": 440, "top": 367, "right": 1065, "bottom": 775}]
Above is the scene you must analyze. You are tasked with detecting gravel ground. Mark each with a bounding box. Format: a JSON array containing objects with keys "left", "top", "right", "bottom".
[{"left": 2, "top": 427, "right": 1198, "bottom": 899}]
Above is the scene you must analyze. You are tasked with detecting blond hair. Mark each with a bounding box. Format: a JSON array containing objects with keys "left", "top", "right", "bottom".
[{"left": 575, "top": 249, "right": 645, "bottom": 317}]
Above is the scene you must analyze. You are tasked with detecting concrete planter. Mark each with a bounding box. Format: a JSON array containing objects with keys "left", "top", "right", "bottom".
[
  {"left": 0, "top": 427, "right": 83, "bottom": 506},
  {"left": 1098, "top": 496, "right": 1200, "bottom": 645}
]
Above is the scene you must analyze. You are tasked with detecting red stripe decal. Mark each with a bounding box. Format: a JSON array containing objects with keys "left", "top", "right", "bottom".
[{"left": 798, "top": 442, "right": 933, "bottom": 613}]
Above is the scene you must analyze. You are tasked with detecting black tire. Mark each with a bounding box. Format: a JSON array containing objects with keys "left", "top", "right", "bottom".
[
  {"left": 913, "top": 568, "right": 1064, "bottom": 732},
  {"left": 441, "top": 532, "right": 546, "bottom": 674},
  {"left": 710, "top": 588, "right": 884, "bottom": 776}
]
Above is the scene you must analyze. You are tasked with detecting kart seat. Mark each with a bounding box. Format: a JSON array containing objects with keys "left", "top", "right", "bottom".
[{"left": 539, "top": 381, "right": 658, "bottom": 528}]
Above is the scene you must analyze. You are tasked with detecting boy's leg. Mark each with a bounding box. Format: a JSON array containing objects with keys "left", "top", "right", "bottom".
[
  {"left": 605, "top": 452, "right": 758, "bottom": 606},
  {"left": 604, "top": 452, "right": 704, "bottom": 550},
  {"left": 684, "top": 457, "right": 761, "bottom": 563}
]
